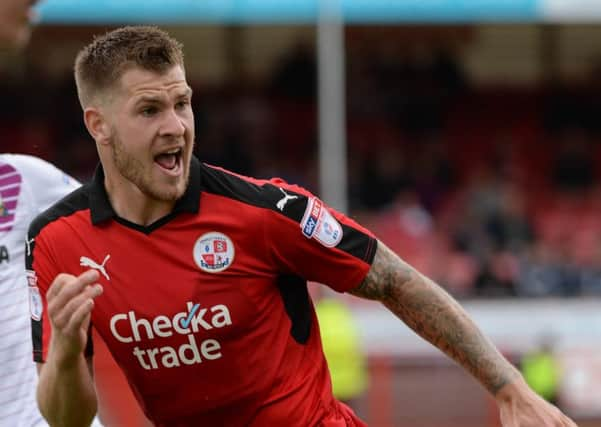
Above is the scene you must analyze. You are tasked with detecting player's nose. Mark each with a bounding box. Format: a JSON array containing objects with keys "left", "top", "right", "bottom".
[{"left": 160, "top": 108, "right": 186, "bottom": 138}]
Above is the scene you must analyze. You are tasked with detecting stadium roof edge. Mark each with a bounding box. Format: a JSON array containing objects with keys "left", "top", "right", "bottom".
[{"left": 38, "top": 0, "right": 546, "bottom": 24}]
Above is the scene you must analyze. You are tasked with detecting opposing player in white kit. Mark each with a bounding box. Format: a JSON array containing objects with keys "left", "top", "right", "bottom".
[
  {"left": 0, "top": 155, "right": 79, "bottom": 426},
  {"left": 0, "top": 2, "right": 102, "bottom": 426}
]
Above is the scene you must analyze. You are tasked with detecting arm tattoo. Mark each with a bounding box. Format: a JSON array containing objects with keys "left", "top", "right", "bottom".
[{"left": 350, "top": 241, "right": 519, "bottom": 395}]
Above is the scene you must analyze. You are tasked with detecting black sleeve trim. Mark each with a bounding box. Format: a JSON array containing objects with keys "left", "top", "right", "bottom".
[
  {"left": 338, "top": 225, "right": 378, "bottom": 264},
  {"left": 32, "top": 323, "right": 43, "bottom": 363}
]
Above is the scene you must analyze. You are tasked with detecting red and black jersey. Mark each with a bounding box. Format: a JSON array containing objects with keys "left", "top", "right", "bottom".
[{"left": 27, "top": 157, "right": 377, "bottom": 427}]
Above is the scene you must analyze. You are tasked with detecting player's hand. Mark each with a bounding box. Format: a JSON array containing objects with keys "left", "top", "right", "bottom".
[
  {"left": 496, "top": 377, "right": 578, "bottom": 427},
  {"left": 46, "top": 270, "right": 103, "bottom": 367}
]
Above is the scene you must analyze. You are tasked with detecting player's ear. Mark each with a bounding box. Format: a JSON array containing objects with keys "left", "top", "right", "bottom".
[{"left": 83, "top": 107, "right": 111, "bottom": 145}]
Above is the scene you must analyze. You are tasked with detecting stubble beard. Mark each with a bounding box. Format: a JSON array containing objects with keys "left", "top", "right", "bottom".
[{"left": 111, "top": 133, "right": 189, "bottom": 203}]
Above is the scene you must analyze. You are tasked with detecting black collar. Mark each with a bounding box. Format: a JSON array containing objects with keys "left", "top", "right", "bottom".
[{"left": 88, "top": 156, "right": 202, "bottom": 226}]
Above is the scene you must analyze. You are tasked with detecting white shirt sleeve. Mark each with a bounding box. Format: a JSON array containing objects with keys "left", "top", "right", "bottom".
[
  {"left": 0, "top": 154, "right": 87, "bottom": 427},
  {"left": 4, "top": 154, "right": 81, "bottom": 213}
]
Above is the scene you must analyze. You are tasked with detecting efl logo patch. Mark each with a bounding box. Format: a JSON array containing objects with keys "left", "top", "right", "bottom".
[
  {"left": 193, "top": 232, "right": 235, "bottom": 273},
  {"left": 300, "top": 198, "right": 343, "bottom": 248},
  {"left": 301, "top": 198, "right": 322, "bottom": 238},
  {"left": 27, "top": 270, "right": 43, "bottom": 321},
  {"left": 26, "top": 269, "right": 37, "bottom": 287}
]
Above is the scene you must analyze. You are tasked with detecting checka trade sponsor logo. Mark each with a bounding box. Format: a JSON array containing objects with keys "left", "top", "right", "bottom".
[{"left": 109, "top": 302, "right": 232, "bottom": 370}]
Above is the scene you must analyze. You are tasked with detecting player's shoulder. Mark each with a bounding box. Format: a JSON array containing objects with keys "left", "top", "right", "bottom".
[
  {"left": 0, "top": 153, "right": 62, "bottom": 176},
  {"left": 0, "top": 154, "right": 78, "bottom": 189},
  {"left": 200, "top": 163, "right": 271, "bottom": 202},
  {"left": 27, "top": 182, "right": 91, "bottom": 239},
  {"left": 200, "top": 163, "right": 311, "bottom": 215}
]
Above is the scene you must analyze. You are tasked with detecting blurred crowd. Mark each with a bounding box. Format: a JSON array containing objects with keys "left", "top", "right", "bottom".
[{"left": 1, "top": 41, "right": 601, "bottom": 299}]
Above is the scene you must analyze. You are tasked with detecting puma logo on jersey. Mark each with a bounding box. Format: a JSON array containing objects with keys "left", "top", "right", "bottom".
[
  {"left": 25, "top": 236, "right": 34, "bottom": 256},
  {"left": 276, "top": 188, "right": 298, "bottom": 211},
  {"left": 80, "top": 254, "right": 111, "bottom": 281}
]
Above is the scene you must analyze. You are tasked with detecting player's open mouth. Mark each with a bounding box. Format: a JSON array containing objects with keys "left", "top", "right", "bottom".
[{"left": 154, "top": 148, "right": 183, "bottom": 175}]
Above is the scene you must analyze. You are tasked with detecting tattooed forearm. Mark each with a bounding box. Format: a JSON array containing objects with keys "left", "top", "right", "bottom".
[
  {"left": 350, "top": 242, "right": 405, "bottom": 300},
  {"left": 350, "top": 241, "right": 520, "bottom": 395}
]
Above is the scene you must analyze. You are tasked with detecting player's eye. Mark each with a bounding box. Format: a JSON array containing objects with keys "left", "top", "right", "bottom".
[
  {"left": 141, "top": 106, "right": 158, "bottom": 117},
  {"left": 175, "top": 100, "right": 190, "bottom": 110}
]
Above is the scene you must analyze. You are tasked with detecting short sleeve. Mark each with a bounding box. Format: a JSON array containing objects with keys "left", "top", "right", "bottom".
[
  {"left": 27, "top": 213, "right": 93, "bottom": 363},
  {"left": 16, "top": 155, "right": 81, "bottom": 213},
  {"left": 262, "top": 180, "right": 377, "bottom": 292}
]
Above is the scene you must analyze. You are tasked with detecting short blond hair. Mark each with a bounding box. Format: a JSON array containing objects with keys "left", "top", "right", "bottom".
[{"left": 74, "top": 26, "right": 185, "bottom": 108}]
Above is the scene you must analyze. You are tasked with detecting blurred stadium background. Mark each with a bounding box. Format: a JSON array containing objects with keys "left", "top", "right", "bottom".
[{"left": 3, "top": 0, "right": 601, "bottom": 425}]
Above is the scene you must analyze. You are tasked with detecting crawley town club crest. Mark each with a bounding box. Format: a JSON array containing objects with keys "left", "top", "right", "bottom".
[{"left": 193, "top": 232, "right": 235, "bottom": 273}]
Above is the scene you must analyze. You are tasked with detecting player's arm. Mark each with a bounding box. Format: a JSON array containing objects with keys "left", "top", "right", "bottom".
[
  {"left": 36, "top": 357, "right": 96, "bottom": 427},
  {"left": 36, "top": 271, "right": 103, "bottom": 427},
  {"left": 350, "top": 241, "right": 576, "bottom": 427}
]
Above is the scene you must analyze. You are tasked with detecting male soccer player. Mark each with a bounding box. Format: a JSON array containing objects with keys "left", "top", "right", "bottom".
[{"left": 29, "top": 26, "right": 577, "bottom": 427}]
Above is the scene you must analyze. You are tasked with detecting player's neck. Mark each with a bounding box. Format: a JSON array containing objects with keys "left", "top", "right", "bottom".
[{"left": 104, "top": 176, "right": 176, "bottom": 226}]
